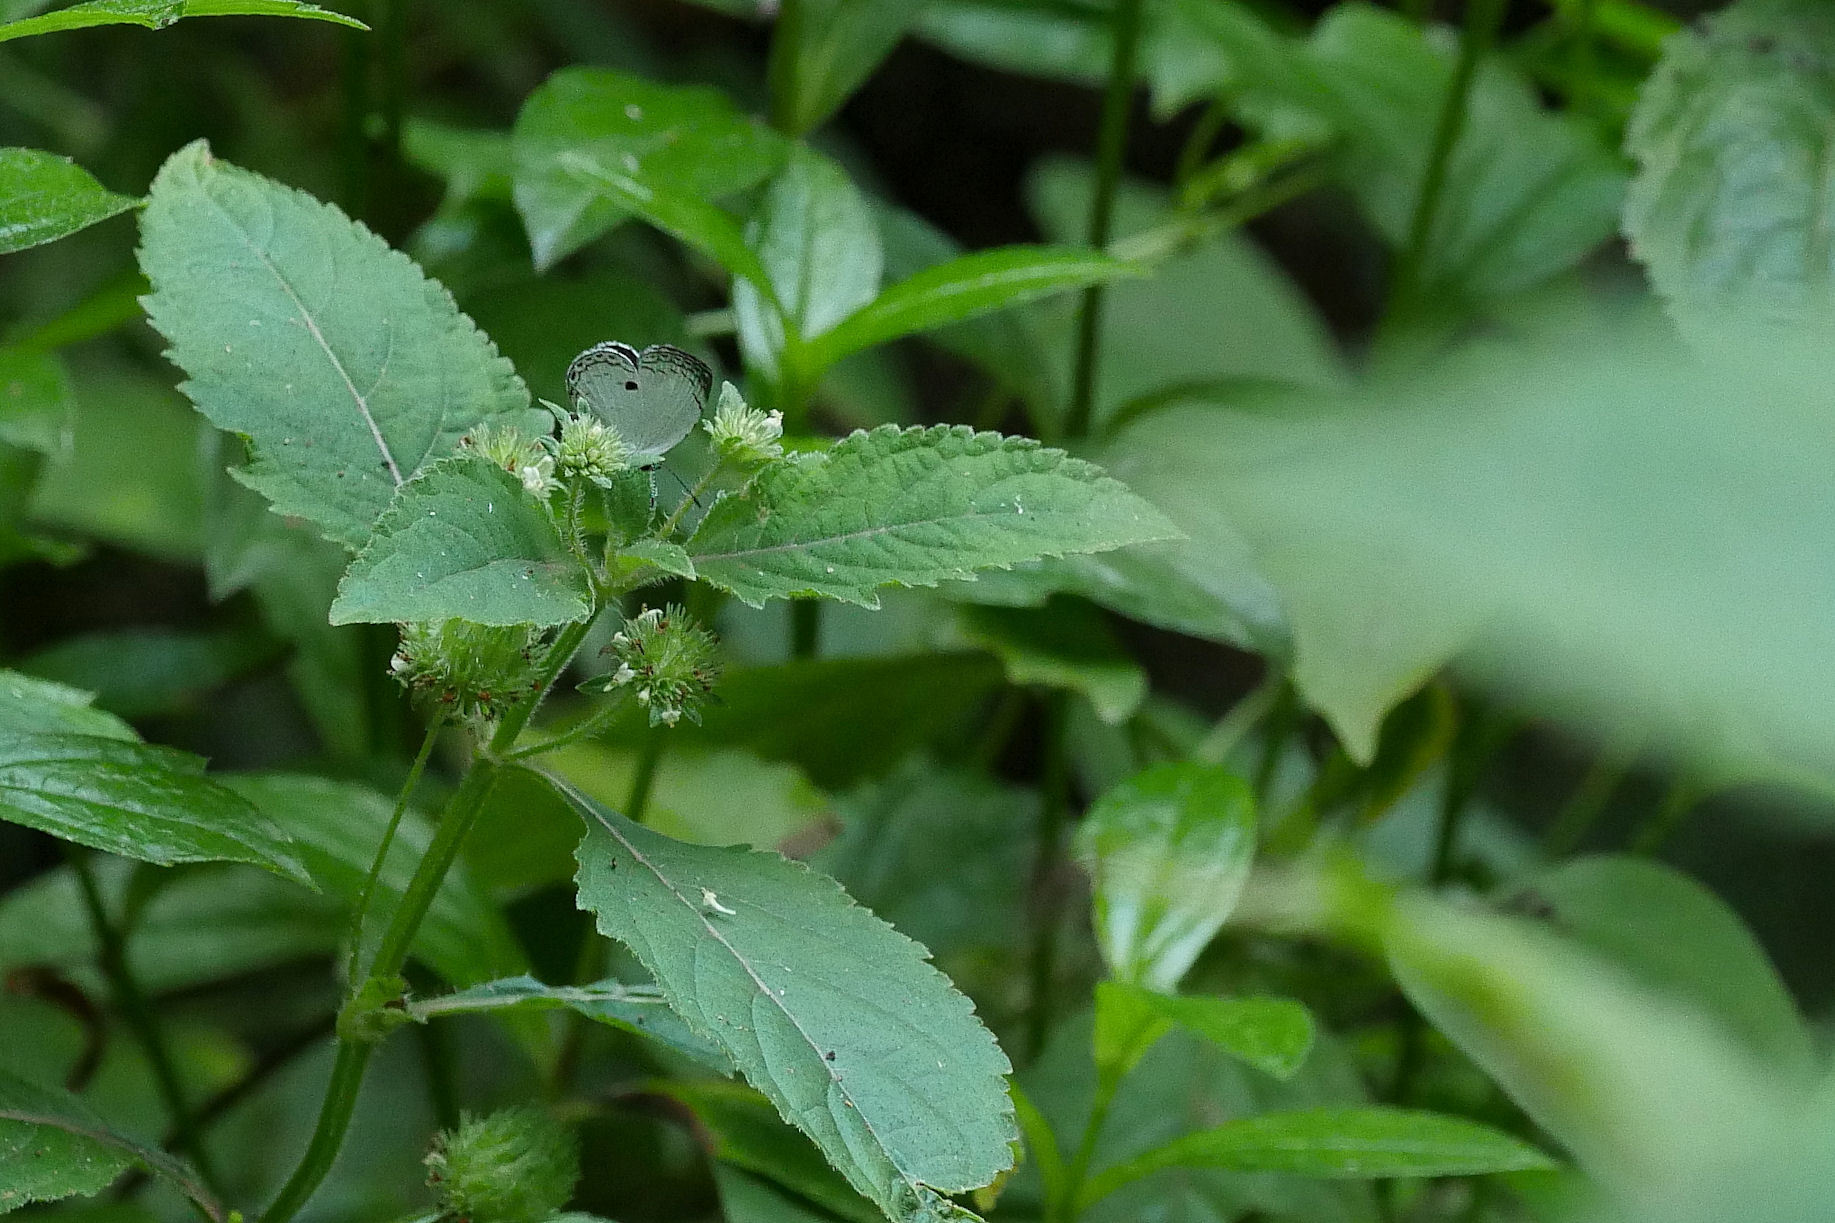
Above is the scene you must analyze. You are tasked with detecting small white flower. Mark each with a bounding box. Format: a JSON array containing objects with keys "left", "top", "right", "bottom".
[{"left": 518, "top": 455, "right": 560, "bottom": 498}]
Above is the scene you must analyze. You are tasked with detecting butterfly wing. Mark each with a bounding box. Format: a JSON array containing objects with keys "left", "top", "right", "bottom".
[{"left": 566, "top": 340, "right": 712, "bottom": 466}]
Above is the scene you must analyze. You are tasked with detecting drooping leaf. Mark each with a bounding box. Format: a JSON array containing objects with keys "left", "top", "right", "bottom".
[
  {"left": 1073, "top": 762, "right": 1257, "bottom": 992},
  {"left": 805, "top": 247, "right": 1136, "bottom": 371},
  {"left": 768, "top": 0, "right": 924, "bottom": 135},
  {"left": 512, "top": 68, "right": 788, "bottom": 270},
  {"left": 407, "top": 975, "right": 732, "bottom": 1073},
  {"left": 0, "top": 732, "right": 311, "bottom": 883},
  {"left": 0, "top": 0, "right": 362, "bottom": 41},
  {"left": 0, "top": 1069, "right": 220, "bottom": 1219},
  {"left": 0, "top": 149, "right": 136, "bottom": 254},
  {"left": 954, "top": 600, "right": 1146, "bottom": 724},
  {"left": 1079, "top": 1107, "right": 1554, "bottom": 1207},
  {"left": 734, "top": 147, "right": 883, "bottom": 381},
  {"left": 1623, "top": 0, "right": 1835, "bottom": 348},
  {"left": 139, "top": 140, "right": 539, "bottom": 548},
  {"left": 687, "top": 424, "right": 1179, "bottom": 609},
  {"left": 559, "top": 776, "right": 1016, "bottom": 1223},
  {"left": 330, "top": 455, "right": 590, "bottom": 627},
  {"left": 1094, "top": 981, "right": 1314, "bottom": 1082}
]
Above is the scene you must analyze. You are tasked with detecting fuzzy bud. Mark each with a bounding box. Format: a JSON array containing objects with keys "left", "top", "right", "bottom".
[
  {"left": 584, "top": 604, "right": 720, "bottom": 727},
  {"left": 424, "top": 1106, "right": 579, "bottom": 1223},
  {"left": 551, "top": 414, "right": 632, "bottom": 487},
  {"left": 702, "top": 382, "right": 784, "bottom": 464},
  {"left": 390, "top": 620, "right": 546, "bottom": 724},
  {"left": 462, "top": 422, "right": 561, "bottom": 499}
]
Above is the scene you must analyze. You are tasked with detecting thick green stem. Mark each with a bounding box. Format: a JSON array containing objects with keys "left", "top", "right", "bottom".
[
  {"left": 1054, "top": 1066, "right": 1122, "bottom": 1223},
  {"left": 262, "top": 617, "right": 597, "bottom": 1223},
  {"left": 765, "top": 0, "right": 808, "bottom": 135},
  {"left": 345, "top": 722, "right": 440, "bottom": 983},
  {"left": 66, "top": 851, "right": 220, "bottom": 1195},
  {"left": 1388, "top": 0, "right": 1510, "bottom": 317},
  {"left": 1063, "top": 0, "right": 1146, "bottom": 442}
]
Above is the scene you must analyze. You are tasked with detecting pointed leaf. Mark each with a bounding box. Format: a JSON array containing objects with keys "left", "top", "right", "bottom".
[
  {"left": 557, "top": 775, "right": 1016, "bottom": 1222},
  {"left": 0, "top": 148, "right": 136, "bottom": 254},
  {"left": 512, "top": 67, "right": 788, "bottom": 270},
  {"left": 686, "top": 424, "right": 1180, "bottom": 608},
  {"left": 1081, "top": 1106, "right": 1554, "bottom": 1206},
  {"left": 0, "top": 668, "right": 134, "bottom": 739},
  {"left": 0, "top": 732, "right": 311, "bottom": 883},
  {"left": 769, "top": 0, "right": 922, "bottom": 135},
  {"left": 330, "top": 455, "right": 590, "bottom": 627},
  {"left": 806, "top": 247, "right": 1136, "bottom": 370},
  {"left": 1073, "top": 762, "right": 1256, "bottom": 992},
  {"left": 0, "top": 0, "right": 362, "bottom": 41},
  {"left": 139, "top": 140, "right": 539, "bottom": 548},
  {"left": 1094, "top": 981, "right": 1314, "bottom": 1082}
]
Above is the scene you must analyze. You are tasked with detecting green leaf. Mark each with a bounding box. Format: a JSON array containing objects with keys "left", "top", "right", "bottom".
[
  {"left": 0, "top": 732, "right": 311, "bottom": 883},
  {"left": 717, "top": 1165, "right": 840, "bottom": 1223},
  {"left": 1080, "top": 1107, "right": 1554, "bottom": 1206},
  {"left": 0, "top": 1069, "right": 220, "bottom": 1219},
  {"left": 0, "top": 148, "right": 135, "bottom": 254},
  {"left": 329, "top": 455, "right": 590, "bottom": 627},
  {"left": 0, "top": 348, "right": 73, "bottom": 456},
  {"left": 0, "top": 0, "right": 362, "bottom": 41},
  {"left": 954, "top": 600, "right": 1146, "bottom": 724},
  {"left": 512, "top": 67, "right": 788, "bottom": 270},
  {"left": 20, "top": 628, "right": 276, "bottom": 719},
  {"left": 558, "top": 776, "right": 1016, "bottom": 1223},
  {"left": 806, "top": 247, "right": 1136, "bottom": 371},
  {"left": 406, "top": 975, "right": 732, "bottom": 1073},
  {"left": 139, "top": 140, "right": 539, "bottom": 548},
  {"left": 664, "top": 1081, "right": 881, "bottom": 1223},
  {"left": 768, "top": 0, "right": 924, "bottom": 135},
  {"left": 1094, "top": 981, "right": 1315, "bottom": 1082},
  {"left": 734, "top": 147, "right": 883, "bottom": 381},
  {"left": 1623, "top": 0, "right": 1835, "bottom": 347},
  {"left": 687, "top": 424, "right": 1179, "bottom": 609},
  {"left": 0, "top": 668, "right": 134, "bottom": 739},
  {"left": 1073, "top": 762, "right": 1256, "bottom": 992}
]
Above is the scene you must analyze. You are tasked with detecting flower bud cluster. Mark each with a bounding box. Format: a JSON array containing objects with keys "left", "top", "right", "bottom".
[
  {"left": 424, "top": 1105, "right": 579, "bottom": 1223},
  {"left": 703, "top": 382, "right": 784, "bottom": 464},
  {"left": 462, "top": 422, "right": 559, "bottom": 498},
  {"left": 389, "top": 619, "right": 544, "bottom": 724},
  {"left": 588, "top": 604, "right": 720, "bottom": 727},
  {"left": 548, "top": 413, "right": 632, "bottom": 488}
]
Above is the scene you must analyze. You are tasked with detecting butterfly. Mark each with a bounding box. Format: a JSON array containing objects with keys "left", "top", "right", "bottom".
[{"left": 565, "top": 341, "right": 714, "bottom": 469}]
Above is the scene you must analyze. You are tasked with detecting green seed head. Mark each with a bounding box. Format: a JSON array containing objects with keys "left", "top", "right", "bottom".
[
  {"left": 702, "top": 382, "right": 784, "bottom": 464},
  {"left": 424, "top": 1105, "right": 580, "bottom": 1223}
]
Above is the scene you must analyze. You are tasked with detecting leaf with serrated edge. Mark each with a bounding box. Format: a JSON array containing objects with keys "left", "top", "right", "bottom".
[
  {"left": 0, "top": 148, "right": 137, "bottom": 254},
  {"left": 0, "top": 733, "right": 311, "bottom": 884},
  {"left": 139, "top": 140, "right": 541, "bottom": 548},
  {"left": 687, "top": 425, "right": 1179, "bottom": 609},
  {"left": 555, "top": 774, "right": 1015, "bottom": 1223},
  {"left": 330, "top": 455, "right": 590, "bottom": 627}
]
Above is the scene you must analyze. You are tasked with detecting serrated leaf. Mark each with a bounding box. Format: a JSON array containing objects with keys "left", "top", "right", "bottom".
[
  {"left": 330, "top": 455, "right": 589, "bottom": 627},
  {"left": 686, "top": 425, "right": 1179, "bottom": 608},
  {"left": 0, "top": 148, "right": 136, "bottom": 254},
  {"left": 1073, "top": 762, "right": 1256, "bottom": 992},
  {"left": 139, "top": 140, "right": 539, "bottom": 548},
  {"left": 0, "top": 732, "right": 311, "bottom": 883},
  {"left": 513, "top": 68, "right": 788, "bottom": 270},
  {"left": 0, "top": 0, "right": 361, "bottom": 40},
  {"left": 1623, "top": 0, "right": 1835, "bottom": 348},
  {"left": 1094, "top": 981, "right": 1315, "bottom": 1082},
  {"left": 806, "top": 247, "right": 1136, "bottom": 371},
  {"left": 0, "top": 1069, "right": 221, "bottom": 1218},
  {"left": 735, "top": 147, "right": 883, "bottom": 381},
  {"left": 1080, "top": 1106, "right": 1554, "bottom": 1206},
  {"left": 556, "top": 775, "right": 1016, "bottom": 1223}
]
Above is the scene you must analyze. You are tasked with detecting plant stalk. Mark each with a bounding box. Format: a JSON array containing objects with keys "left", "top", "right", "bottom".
[
  {"left": 1054, "top": 1065, "right": 1123, "bottom": 1223},
  {"left": 345, "top": 721, "right": 440, "bottom": 984}
]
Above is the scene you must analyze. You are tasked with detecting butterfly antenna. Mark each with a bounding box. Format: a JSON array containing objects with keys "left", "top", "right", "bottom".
[{"left": 665, "top": 467, "right": 705, "bottom": 510}]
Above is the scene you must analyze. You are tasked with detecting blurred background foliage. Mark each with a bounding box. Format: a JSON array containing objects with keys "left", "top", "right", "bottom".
[{"left": 4, "top": 0, "right": 1835, "bottom": 1220}]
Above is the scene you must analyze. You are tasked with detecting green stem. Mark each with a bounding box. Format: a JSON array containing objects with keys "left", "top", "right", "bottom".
[
  {"left": 1388, "top": 0, "right": 1510, "bottom": 317},
  {"left": 765, "top": 0, "right": 808, "bottom": 135},
  {"left": 658, "top": 460, "right": 727, "bottom": 540},
  {"left": 345, "top": 722, "right": 441, "bottom": 984},
  {"left": 1173, "top": 94, "right": 1232, "bottom": 200},
  {"left": 262, "top": 617, "right": 598, "bottom": 1223},
  {"left": 1063, "top": 0, "right": 1147, "bottom": 442},
  {"left": 1544, "top": 737, "right": 1637, "bottom": 856},
  {"left": 790, "top": 600, "right": 821, "bottom": 660},
  {"left": 1192, "top": 674, "right": 1283, "bottom": 766},
  {"left": 1054, "top": 1067, "right": 1122, "bottom": 1223},
  {"left": 1024, "top": 693, "right": 1072, "bottom": 1062},
  {"left": 1630, "top": 773, "right": 1704, "bottom": 856},
  {"left": 625, "top": 728, "right": 666, "bottom": 824},
  {"left": 66, "top": 852, "right": 221, "bottom": 1196}
]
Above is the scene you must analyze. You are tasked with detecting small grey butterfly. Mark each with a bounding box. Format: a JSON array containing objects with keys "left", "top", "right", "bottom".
[{"left": 565, "top": 341, "right": 713, "bottom": 468}]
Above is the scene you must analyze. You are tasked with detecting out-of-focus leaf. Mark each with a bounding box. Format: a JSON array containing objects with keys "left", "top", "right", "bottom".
[
  {"left": 0, "top": 668, "right": 134, "bottom": 739},
  {"left": 768, "top": 0, "right": 924, "bottom": 135},
  {"left": 1623, "top": 0, "right": 1835, "bottom": 350},
  {"left": 0, "top": 348, "right": 72, "bottom": 456},
  {"left": 0, "top": 149, "right": 135, "bottom": 253},
  {"left": 0, "top": 0, "right": 362, "bottom": 41},
  {"left": 512, "top": 68, "right": 787, "bottom": 270},
  {"left": 140, "top": 140, "right": 540, "bottom": 549},
  {"left": 663, "top": 1081, "right": 881, "bottom": 1223},
  {"left": 716, "top": 1165, "right": 839, "bottom": 1223},
  {"left": 330, "top": 456, "right": 591, "bottom": 627},
  {"left": 1094, "top": 981, "right": 1314, "bottom": 1082},
  {"left": 954, "top": 600, "right": 1145, "bottom": 724},
  {"left": 915, "top": 0, "right": 1109, "bottom": 86},
  {"left": 561, "top": 777, "right": 1016, "bottom": 1222},
  {"left": 20, "top": 629, "right": 276, "bottom": 719},
  {"left": 1073, "top": 763, "right": 1257, "bottom": 992},
  {"left": 543, "top": 742, "right": 825, "bottom": 852},
  {"left": 687, "top": 424, "right": 1179, "bottom": 608},
  {"left": 403, "top": 119, "right": 513, "bottom": 206}
]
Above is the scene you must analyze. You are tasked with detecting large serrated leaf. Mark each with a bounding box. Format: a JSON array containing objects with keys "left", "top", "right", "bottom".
[
  {"left": 0, "top": 732, "right": 311, "bottom": 884},
  {"left": 0, "top": 148, "right": 137, "bottom": 254},
  {"left": 330, "top": 455, "right": 590, "bottom": 627},
  {"left": 686, "top": 425, "right": 1179, "bottom": 608},
  {"left": 555, "top": 775, "right": 1016, "bottom": 1223},
  {"left": 139, "top": 140, "right": 540, "bottom": 548}
]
